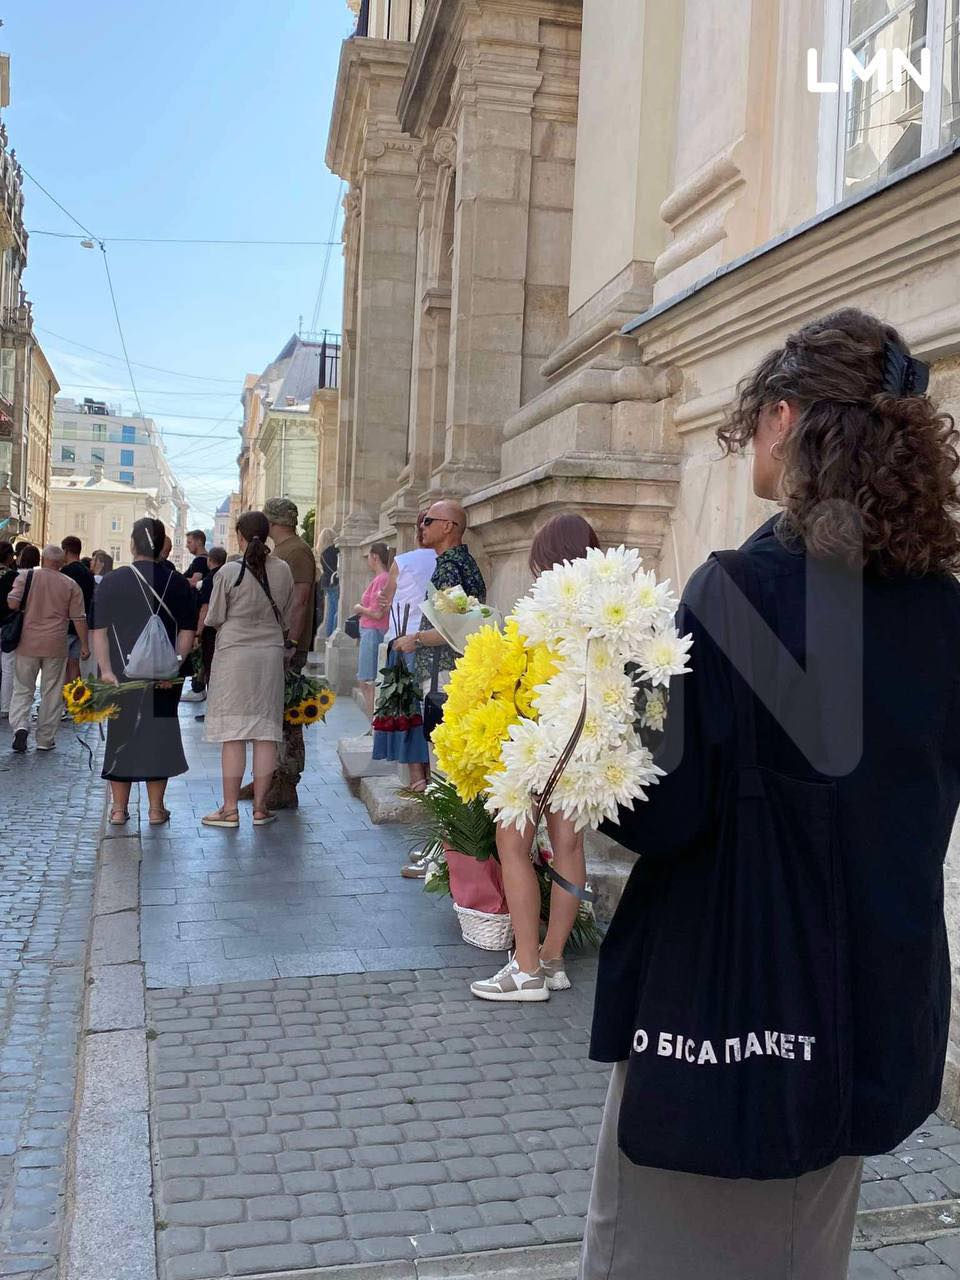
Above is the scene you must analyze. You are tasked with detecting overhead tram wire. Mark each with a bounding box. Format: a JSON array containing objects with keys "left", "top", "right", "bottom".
[
  {"left": 37, "top": 328, "right": 239, "bottom": 384},
  {"left": 21, "top": 167, "right": 147, "bottom": 424},
  {"left": 31, "top": 230, "right": 342, "bottom": 247},
  {"left": 309, "top": 180, "right": 346, "bottom": 333}
]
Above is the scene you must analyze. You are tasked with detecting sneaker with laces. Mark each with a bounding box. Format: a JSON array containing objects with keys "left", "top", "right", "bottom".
[
  {"left": 540, "top": 954, "right": 571, "bottom": 991},
  {"left": 470, "top": 955, "right": 549, "bottom": 1002}
]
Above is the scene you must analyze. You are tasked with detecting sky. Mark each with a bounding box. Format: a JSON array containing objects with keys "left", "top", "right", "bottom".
[{"left": 5, "top": 0, "right": 355, "bottom": 529}]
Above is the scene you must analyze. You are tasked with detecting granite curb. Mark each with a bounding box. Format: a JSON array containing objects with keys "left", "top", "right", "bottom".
[
  {"left": 200, "top": 1240, "right": 581, "bottom": 1279},
  {"left": 61, "top": 788, "right": 159, "bottom": 1280}
]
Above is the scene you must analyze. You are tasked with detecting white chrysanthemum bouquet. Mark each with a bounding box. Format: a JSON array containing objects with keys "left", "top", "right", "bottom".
[{"left": 485, "top": 546, "right": 693, "bottom": 833}]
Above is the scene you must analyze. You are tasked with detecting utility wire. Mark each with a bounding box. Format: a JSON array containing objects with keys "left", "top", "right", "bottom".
[
  {"left": 31, "top": 229, "right": 342, "bottom": 247},
  {"left": 21, "top": 168, "right": 150, "bottom": 430},
  {"left": 309, "top": 180, "right": 345, "bottom": 333},
  {"left": 37, "top": 327, "right": 239, "bottom": 383},
  {"left": 57, "top": 382, "right": 239, "bottom": 397},
  {"left": 99, "top": 244, "right": 146, "bottom": 421},
  {"left": 20, "top": 166, "right": 98, "bottom": 240}
]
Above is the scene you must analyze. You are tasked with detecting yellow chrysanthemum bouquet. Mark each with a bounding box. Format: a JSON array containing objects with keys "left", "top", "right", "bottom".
[{"left": 431, "top": 620, "right": 559, "bottom": 801}]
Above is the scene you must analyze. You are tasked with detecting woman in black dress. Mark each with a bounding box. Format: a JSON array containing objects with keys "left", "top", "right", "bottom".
[{"left": 90, "top": 517, "right": 197, "bottom": 826}]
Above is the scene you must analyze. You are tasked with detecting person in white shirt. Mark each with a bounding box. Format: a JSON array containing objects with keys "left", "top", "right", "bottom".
[{"left": 382, "top": 546, "right": 437, "bottom": 643}]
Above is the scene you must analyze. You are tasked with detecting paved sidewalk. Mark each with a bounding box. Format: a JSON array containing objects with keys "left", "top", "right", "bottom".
[
  {"left": 0, "top": 723, "right": 103, "bottom": 1280},
  {"left": 132, "top": 701, "right": 960, "bottom": 1279}
]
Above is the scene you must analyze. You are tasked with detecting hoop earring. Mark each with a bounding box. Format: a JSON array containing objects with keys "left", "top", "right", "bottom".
[{"left": 770, "top": 438, "right": 786, "bottom": 461}]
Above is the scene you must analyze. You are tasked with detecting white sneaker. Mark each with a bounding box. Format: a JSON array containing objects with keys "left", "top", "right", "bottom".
[
  {"left": 540, "top": 953, "right": 571, "bottom": 992},
  {"left": 470, "top": 955, "right": 549, "bottom": 1002}
]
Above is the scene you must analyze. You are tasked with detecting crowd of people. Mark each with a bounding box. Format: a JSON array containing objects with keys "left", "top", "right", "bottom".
[{"left": 0, "top": 497, "right": 320, "bottom": 830}]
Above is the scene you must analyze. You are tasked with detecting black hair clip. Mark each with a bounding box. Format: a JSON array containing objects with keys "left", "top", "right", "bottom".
[{"left": 881, "top": 340, "right": 930, "bottom": 397}]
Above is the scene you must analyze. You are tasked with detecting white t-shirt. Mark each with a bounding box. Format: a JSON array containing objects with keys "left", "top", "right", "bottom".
[{"left": 385, "top": 548, "right": 437, "bottom": 641}]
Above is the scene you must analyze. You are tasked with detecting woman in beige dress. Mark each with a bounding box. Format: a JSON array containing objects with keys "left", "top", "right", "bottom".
[{"left": 201, "top": 510, "right": 294, "bottom": 829}]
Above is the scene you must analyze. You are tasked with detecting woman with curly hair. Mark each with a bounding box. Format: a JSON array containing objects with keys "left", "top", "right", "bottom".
[{"left": 581, "top": 308, "right": 960, "bottom": 1280}]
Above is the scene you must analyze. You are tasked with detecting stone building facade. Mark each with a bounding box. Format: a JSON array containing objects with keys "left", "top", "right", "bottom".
[
  {"left": 26, "top": 343, "right": 58, "bottom": 544},
  {"left": 327, "top": 0, "right": 960, "bottom": 1107}
]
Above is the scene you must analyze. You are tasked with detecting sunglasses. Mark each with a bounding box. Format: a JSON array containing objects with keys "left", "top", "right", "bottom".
[{"left": 420, "top": 516, "right": 462, "bottom": 528}]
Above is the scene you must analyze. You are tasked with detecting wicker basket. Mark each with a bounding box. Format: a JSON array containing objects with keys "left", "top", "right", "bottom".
[{"left": 454, "top": 904, "right": 515, "bottom": 951}]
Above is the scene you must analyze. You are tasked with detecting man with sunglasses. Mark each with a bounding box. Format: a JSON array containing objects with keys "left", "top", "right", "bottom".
[{"left": 393, "top": 501, "right": 485, "bottom": 857}]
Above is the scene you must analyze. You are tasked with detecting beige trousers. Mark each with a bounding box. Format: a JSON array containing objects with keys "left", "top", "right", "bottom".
[
  {"left": 10, "top": 654, "right": 68, "bottom": 747},
  {"left": 579, "top": 1061, "right": 863, "bottom": 1280}
]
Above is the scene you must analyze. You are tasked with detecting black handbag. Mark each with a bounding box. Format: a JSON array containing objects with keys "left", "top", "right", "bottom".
[
  {"left": 0, "top": 569, "right": 33, "bottom": 654},
  {"left": 344, "top": 613, "right": 361, "bottom": 641},
  {"left": 615, "top": 549, "right": 851, "bottom": 1180},
  {"left": 422, "top": 648, "right": 446, "bottom": 742}
]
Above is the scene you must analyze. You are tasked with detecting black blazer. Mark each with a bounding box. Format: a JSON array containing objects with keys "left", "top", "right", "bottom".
[{"left": 592, "top": 515, "right": 960, "bottom": 1156}]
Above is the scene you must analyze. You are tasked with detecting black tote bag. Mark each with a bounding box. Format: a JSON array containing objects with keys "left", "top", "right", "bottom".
[{"left": 616, "top": 549, "right": 852, "bottom": 1180}]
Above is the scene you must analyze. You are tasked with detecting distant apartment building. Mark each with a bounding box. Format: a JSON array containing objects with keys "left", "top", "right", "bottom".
[
  {"left": 52, "top": 397, "right": 189, "bottom": 564},
  {"left": 48, "top": 473, "right": 159, "bottom": 567}
]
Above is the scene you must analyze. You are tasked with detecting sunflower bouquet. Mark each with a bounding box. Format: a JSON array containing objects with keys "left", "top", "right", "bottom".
[
  {"left": 61, "top": 675, "right": 160, "bottom": 725},
  {"left": 283, "top": 671, "right": 336, "bottom": 727},
  {"left": 434, "top": 546, "right": 693, "bottom": 834}
]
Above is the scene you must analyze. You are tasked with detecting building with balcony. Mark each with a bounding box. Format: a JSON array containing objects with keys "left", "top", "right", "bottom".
[
  {"left": 326, "top": 0, "right": 960, "bottom": 1099},
  {"left": 213, "top": 493, "right": 240, "bottom": 553},
  {"left": 52, "top": 398, "right": 190, "bottom": 564},
  {"left": 237, "top": 331, "right": 341, "bottom": 529}
]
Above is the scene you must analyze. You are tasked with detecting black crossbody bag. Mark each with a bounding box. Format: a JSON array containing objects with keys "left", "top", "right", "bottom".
[{"left": 0, "top": 569, "right": 33, "bottom": 654}]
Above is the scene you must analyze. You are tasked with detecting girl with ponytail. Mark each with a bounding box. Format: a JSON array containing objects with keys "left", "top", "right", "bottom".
[
  {"left": 581, "top": 309, "right": 960, "bottom": 1280},
  {"left": 201, "top": 510, "right": 295, "bottom": 827}
]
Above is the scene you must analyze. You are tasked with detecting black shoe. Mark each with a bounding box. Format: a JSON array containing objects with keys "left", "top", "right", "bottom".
[
  {"left": 194, "top": 714, "right": 205, "bottom": 722},
  {"left": 12, "top": 729, "right": 28, "bottom": 753}
]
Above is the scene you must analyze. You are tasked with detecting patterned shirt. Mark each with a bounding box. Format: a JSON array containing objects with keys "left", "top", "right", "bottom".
[{"left": 417, "top": 542, "right": 486, "bottom": 683}]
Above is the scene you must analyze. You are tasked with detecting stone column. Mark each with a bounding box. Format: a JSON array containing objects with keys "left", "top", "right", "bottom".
[
  {"left": 325, "top": 39, "right": 420, "bottom": 691},
  {"left": 430, "top": 12, "right": 545, "bottom": 497}
]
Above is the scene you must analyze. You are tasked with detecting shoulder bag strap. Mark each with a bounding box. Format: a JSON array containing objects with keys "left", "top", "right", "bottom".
[
  {"left": 710, "top": 549, "right": 763, "bottom": 796},
  {"left": 21, "top": 568, "right": 33, "bottom": 611},
  {"left": 235, "top": 555, "right": 283, "bottom": 629}
]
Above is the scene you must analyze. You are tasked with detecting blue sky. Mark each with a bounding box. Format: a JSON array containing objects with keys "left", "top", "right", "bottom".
[{"left": 6, "top": 0, "right": 354, "bottom": 528}]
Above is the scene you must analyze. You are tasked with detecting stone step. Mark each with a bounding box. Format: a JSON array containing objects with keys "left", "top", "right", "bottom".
[
  {"left": 337, "top": 734, "right": 398, "bottom": 782},
  {"left": 360, "top": 774, "right": 421, "bottom": 825}
]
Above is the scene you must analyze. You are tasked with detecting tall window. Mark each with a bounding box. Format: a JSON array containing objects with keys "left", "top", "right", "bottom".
[
  {"left": 0, "top": 348, "right": 14, "bottom": 404},
  {"left": 91, "top": 447, "right": 105, "bottom": 466},
  {"left": 822, "top": 0, "right": 960, "bottom": 203},
  {"left": 118, "top": 470, "right": 135, "bottom": 485},
  {"left": 91, "top": 422, "right": 107, "bottom": 441},
  {"left": 111, "top": 514, "right": 122, "bottom": 532},
  {"left": 109, "top": 543, "right": 121, "bottom": 561},
  {"left": 119, "top": 448, "right": 135, "bottom": 466},
  {"left": 60, "top": 422, "right": 77, "bottom": 440},
  {"left": 74, "top": 513, "right": 87, "bottom": 532},
  {"left": 120, "top": 424, "right": 136, "bottom": 444},
  {"left": 61, "top": 446, "right": 75, "bottom": 463}
]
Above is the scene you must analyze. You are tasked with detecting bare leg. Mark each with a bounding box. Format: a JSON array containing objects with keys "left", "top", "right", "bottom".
[
  {"left": 252, "top": 740, "right": 277, "bottom": 816},
  {"left": 496, "top": 820, "right": 543, "bottom": 975},
  {"left": 221, "top": 741, "right": 246, "bottom": 813},
  {"left": 540, "top": 810, "right": 587, "bottom": 962},
  {"left": 361, "top": 680, "right": 375, "bottom": 720},
  {"left": 109, "top": 779, "right": 132, "bottom": 821},
  {"left": 146, "top": 778, "right": 169, "bottom": 821}
]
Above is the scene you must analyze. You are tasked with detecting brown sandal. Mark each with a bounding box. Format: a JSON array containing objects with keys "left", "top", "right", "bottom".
[{"left": 109, "top": 807, "right": 130, "bottom": 826}]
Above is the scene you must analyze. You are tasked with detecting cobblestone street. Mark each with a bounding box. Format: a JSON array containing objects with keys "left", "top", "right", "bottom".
[
  {"left": 6, "top": 702, "right": 960, "bottom": 1278},
  {"left": 0, "top": 726, "right": 103, "bottom": 1280}
]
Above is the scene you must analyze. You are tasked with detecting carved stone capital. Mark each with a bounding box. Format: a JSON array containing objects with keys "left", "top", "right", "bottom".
[{"left": 432, "top": 127, "right": 458, "bottom": 170}]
